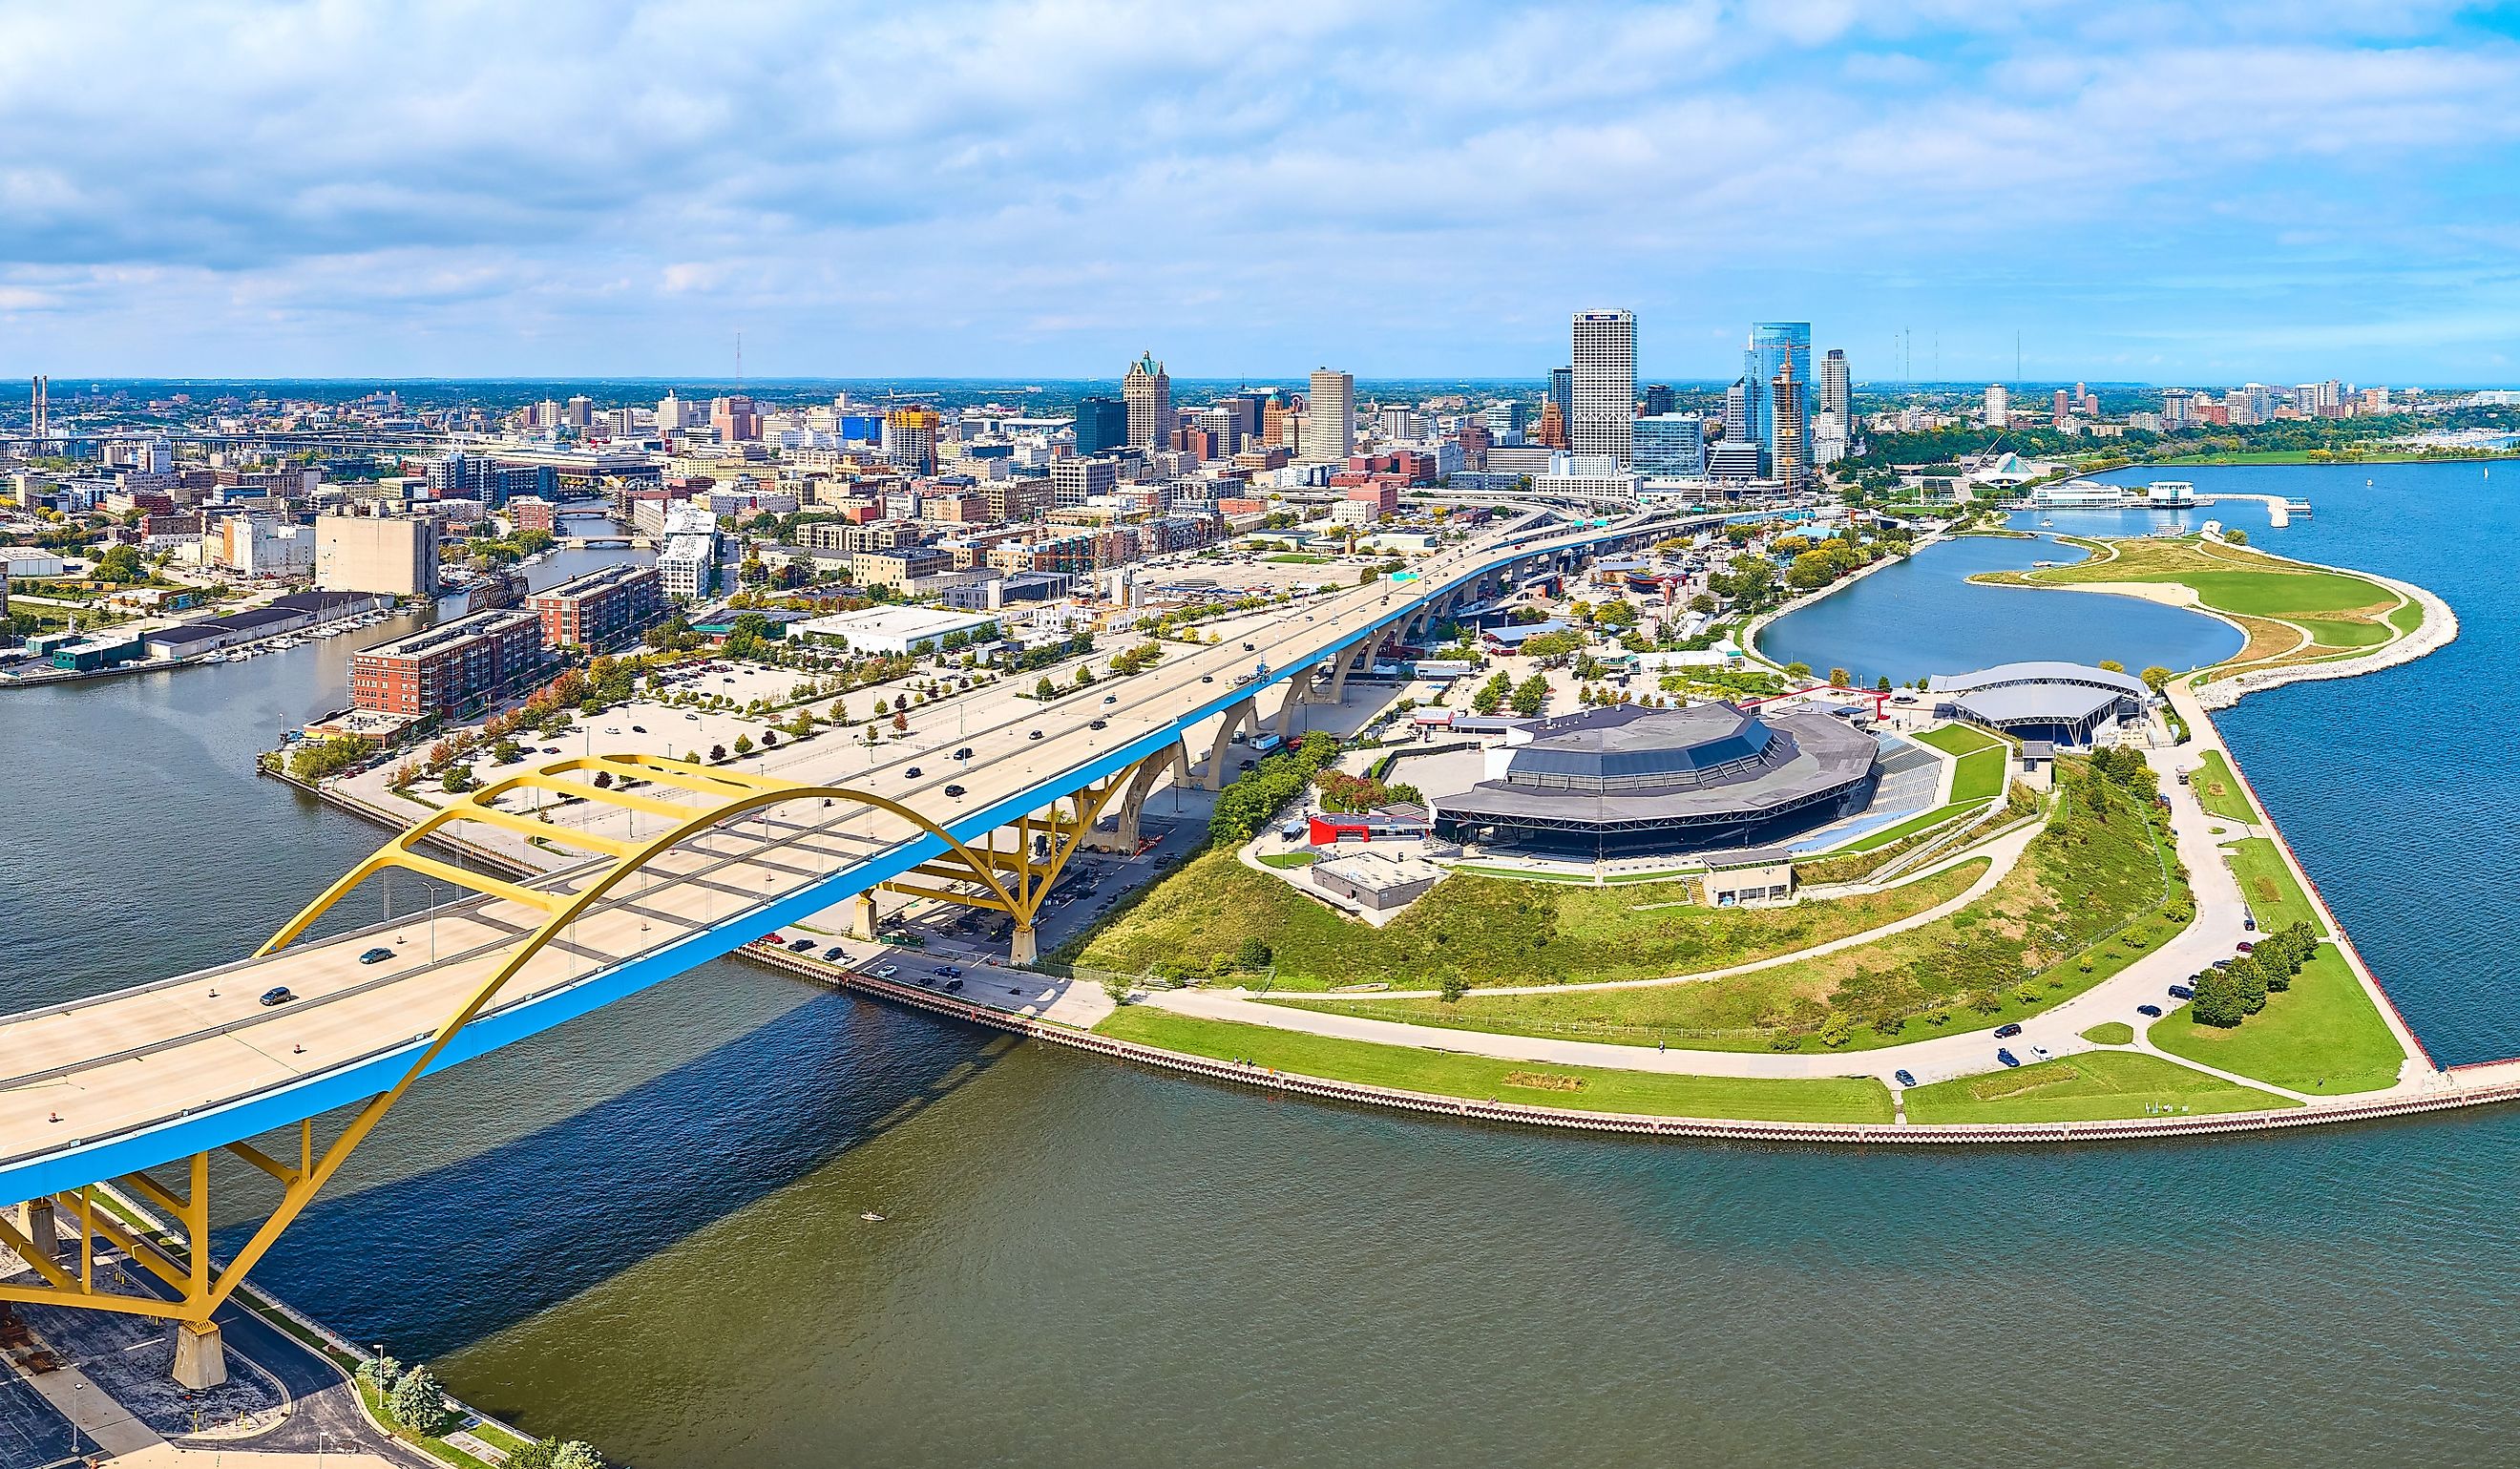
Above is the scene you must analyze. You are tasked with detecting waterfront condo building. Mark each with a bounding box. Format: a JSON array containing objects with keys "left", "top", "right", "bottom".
[
  {"left": 350, "top": 607, "right": 543, "bottom": 718},
  {"left": 1569, "top": 312, "right": 1636, "bottom": 468},
  {"left": 526, "top": 563, "right": 665, "bottom": 652}
]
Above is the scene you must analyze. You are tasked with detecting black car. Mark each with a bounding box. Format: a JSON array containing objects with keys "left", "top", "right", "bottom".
[
  {"left": 359, "top": 946, "right": 395, "bottom": 965},
  {"left": 1029, "top": 729, "right": 1044, "bottom": 741},
  {"left": 631, "top": 724, "right": 646, "bottom": 733},
  {"left": 2137, "top": 1003, "right": 2163, "bottom": 1018},
  {"left": 788, "top": 937, "right": 816, "bottom": 952},
  {"left": 1103, "top": 694, "right": 1117, "bottom": 704},
  {"left": 2167, "top": 983, "right": 2195, "bottom": 1000},
  {"left": 1089, "top": 719, "right": 1107, "bottom": 729},
  {"left": 955, "top": 746, "right": 973, "bottom": 760},
  {"left": 945, "top": 978, "right": 964, "bottom": 992},
  {"left": 1893, "top": 1068, "right": 1917, "bottom": 1088},
  {"left": 1993, "top": 1022, "right": 2024, "bottom": 1039},
  {"left": 905, "top": 766, "right": 923, "bottom": 777},
  {"left": 1996, "top": 1048, "right": 2022, "bottom": 1068},
  {"left": 260, "top": 986, "right": 296, "bottom": 1007},
  {"left": 944, "top": 784, "right": 967, "bottom": 798},
  {"left": 938, "top": 966, "right": 963, "bottom": 978},
  {"left": 1242, "top": 642, "right": 1256, "bottom": 651},
  {"left": 823, "top": 946, "right": 848, "bottom": 961}
]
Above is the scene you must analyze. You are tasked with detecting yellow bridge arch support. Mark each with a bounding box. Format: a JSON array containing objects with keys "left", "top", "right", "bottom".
[{"left": 0, "top": 747, "right": 1164, "bottom": 1383}]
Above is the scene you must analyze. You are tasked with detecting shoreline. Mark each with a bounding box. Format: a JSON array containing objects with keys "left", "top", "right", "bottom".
[{"left": 264, "top": 735, "right": 2518, "bottom": 1147}]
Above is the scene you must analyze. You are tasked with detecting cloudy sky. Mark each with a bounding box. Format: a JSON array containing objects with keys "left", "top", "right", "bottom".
[{"left": 4, "top": 0, "right": 2519, "bottom": 385}]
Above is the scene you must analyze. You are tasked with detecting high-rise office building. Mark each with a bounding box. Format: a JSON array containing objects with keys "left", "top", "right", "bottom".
[
  {"left": 1984, "top": 384, "right": 2010, "bottom": 426},
  {"left": 1770, "top": 357, "right": 1806, "bottom": 489},
  {"left": 1075, "top": 395, "right": 1128, "bottom": 456},
  {"left": 1631, "top": 414, "right": 1707, "bottom": 479},
  {"left": 1546, "top": 367, "right": 1573, "bottom": 430},
  {"left": 1743, "top": 323, "right": 1811, "bottom": 475},
  {"left": 1303, "top": 367, "right": 1355, "bottom": 462},
  {"left": 1723, "top": 378, "right": 1749, "bottom": 443},
  {"left": 1569, "top": 311, "right": 1636, "bottom": 468},
  {"left": 1641, "top": 384, "right": 1675, "bottom": 415},
  {"left": 1533, "top": 400, "right": 1568, "bottom": 450},
  {"left": 1124, "top": 352, "right": 1171, "bottom": 450},
  {"left": 1818, "top": 349, "right": 1851, "bottom": 425}
]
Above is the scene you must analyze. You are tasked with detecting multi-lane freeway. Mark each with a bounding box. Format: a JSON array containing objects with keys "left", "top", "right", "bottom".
[{"left": 0, "top": 508, "right": 1699, "bottom": 1210}]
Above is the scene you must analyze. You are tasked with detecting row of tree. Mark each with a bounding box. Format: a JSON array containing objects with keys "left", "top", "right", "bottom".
[
  {"left": 2190, "top": 921, "right": 2320, "bottom": 1028},
  {"left": 1208, "top": 731, "right": 1342, "bottom": 844}
]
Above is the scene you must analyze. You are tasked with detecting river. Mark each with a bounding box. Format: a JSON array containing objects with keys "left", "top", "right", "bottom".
[{"left": 8, "top": 475, "right": 2520, "bottom": 1466}]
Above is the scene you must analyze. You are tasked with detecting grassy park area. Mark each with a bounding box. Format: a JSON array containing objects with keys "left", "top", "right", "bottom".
[
  {"left": 2226, "top": 837, "right": 2324, "bottom": 934},
  {"left": 1912, "top": 722, "right": 2009, "bottom": 803},
  {"left": 1900, "top": 1050, "right": 2294, "bottom": 1123},
  {"left": 1281, "top": 758, "right": 2187, "bottom": 1053},
  {"left": 1972, "top": 536, "right": 2409, "bottom": 658},
  {"left": 2192, "top": 749, "right": 2258, "bottom": 824},
  {"left": 2150, "top": 949, "right": 2404, "bottom": 1095},
  {"left": 1064, "top": 847, "right": 1984, "bottom": 992},
  {"left": 1094, "top": 1007, "right": 1896, "bottom": 1123}
]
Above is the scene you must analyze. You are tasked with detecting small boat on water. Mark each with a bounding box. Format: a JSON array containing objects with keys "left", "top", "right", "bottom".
[{"left": 859, "top": 1211, "right": 887, "bottom": 1223}]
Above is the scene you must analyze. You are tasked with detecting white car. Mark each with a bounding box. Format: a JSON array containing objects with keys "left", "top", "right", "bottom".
[
  {"left": 872, "top": 963, "right": 897, "bottom": 978},
  {"left": 2030, "top": 1043, "right": 2052, "bottom": 1060}
]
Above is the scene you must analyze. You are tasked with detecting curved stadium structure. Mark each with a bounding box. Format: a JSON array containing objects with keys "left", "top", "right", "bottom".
[{"left": 1430, "top": 702, "right": 1880, "bottom": 857}]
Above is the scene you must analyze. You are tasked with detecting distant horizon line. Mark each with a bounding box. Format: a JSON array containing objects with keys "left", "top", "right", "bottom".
[{"left": 8, "top": 373, "right": 2503, "bottom": 392}]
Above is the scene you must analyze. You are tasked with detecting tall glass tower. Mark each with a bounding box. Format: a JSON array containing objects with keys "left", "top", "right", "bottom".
[
  {"left": 1743, "top": 322, "right": 1812, "bottom": 475},
  {"left": 1569, "top": 311, "right": 1636, "bottom": 468}
]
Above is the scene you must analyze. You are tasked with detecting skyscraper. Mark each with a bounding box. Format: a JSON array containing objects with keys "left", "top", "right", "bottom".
[
  {"left": 1631, "top": 414, "right": 1706, "bottom": 479},
  {"left": 1546, "top": 367, "right": 1573, "bottom": 434},
  {"left": 1642, "top": 384, "right": 1675, "bottom": 415},
  {"left": 1302, "top": 368, "right": 1355, "bottom": 462},
  {"left": 1770, "top": 357, "right": 1806, "bottom": 489},
  {"left": 1075, "top": 395, "right": 1128, "bottom": 456},
  {"left": 1569, "top": 311, "right": 1636, "bottom": 468},
  {"left": 1818, "top": 349, "right": 1851, "bottom": 425},
  {"left": 1124, "top": 352, "right": 1170, "bottom": 450},
  {"left": 1984, "top": 384, "right": 2010, "bottom": 426},
  {"left": 1723, "top": 378, "right": 1749, "bottom": 443},
  {"left": 886, "top": 408, "right": 941, "bottom": 474},
  {"left": 1743, "top": 323, "right": 1811, "bottom": 475}
]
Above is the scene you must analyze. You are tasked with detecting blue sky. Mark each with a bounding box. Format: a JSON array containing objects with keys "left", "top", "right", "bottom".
[{"left": 3, "top": 0, "right": 2519, "bottom": 386}]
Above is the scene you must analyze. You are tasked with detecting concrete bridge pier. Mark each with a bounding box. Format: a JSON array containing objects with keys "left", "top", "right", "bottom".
[
  {"left": 1271, "top": 670, "right": 1317, "bottom": 740},
  {"left": 173, "top": 1321, "right": 225, "bottom": 1390},
  {"left": 1199, "top": 699, "right": 1259, "bottom": 791},
  {"left": 845, "top": 892, "right": 883, "bottom": 941},
  {"left": 6, "top": 1199, "right": 56, "bottom": 1259}
]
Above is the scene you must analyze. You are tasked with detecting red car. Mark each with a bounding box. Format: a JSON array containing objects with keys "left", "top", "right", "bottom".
[{"left": 758, "top": 933, "right": 784, "bottom": 945}]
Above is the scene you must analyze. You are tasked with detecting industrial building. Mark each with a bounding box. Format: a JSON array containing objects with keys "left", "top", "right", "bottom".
[
  {"left": 795, "top": 605, "right": 1001, "bottom": 657},
  {"left": 315, "top": 509, "right": 439, "bottom": 598}
]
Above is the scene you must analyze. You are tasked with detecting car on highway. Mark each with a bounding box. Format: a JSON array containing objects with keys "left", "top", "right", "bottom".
[
  {"left": 1993, "top": 1022, "right": 2024, "bottom": 1039},
  {"left": 1893, "top": 1069, "right": 1917, "bottom": 1088},
  {"left": 359, "top": 946, "right": 395, "bottom": 965},
  {"left": 945, "top": 978, "right": 964, "bottom": 992},
  {"left": 1996, "top": 1048, "right": 2021, "bottom": 1067},
  {"left": 1201, "top": 674, "right": 1214, "bottom": 683},
  {"left": 1242, "top": 641, "right": 1255, "bottom": 651},
  {"left": 1103, "top": 694, "right": 1117, "bottom": 703},
  {"left": 686, "top": 712, "right": 700, "bottom": 720},
  {"left": 260, "top": 986, "right": 296, "bottom": 1007},
  {"left": 955, "top": 746, "right": 973, "bottom": 761},
  {"left": 2137, "top": 1003, "right": 2163, "bottom": 1017},
  {"left": 1089, "top": 719, "right": 1108, "bottom": 729},
  {"left": 872, "top": 964, "right": 897, "bottom": 978},
  {"left": 905, "top": 766, "right": 923, "bottom": 777},
  {"left": 1029, "top": 729, "right": 1044, "bottom": 741},
  {"left": 938, "top": 965, "right": 963, "bottom": 978},
  {"left": 788, "top": 937, "right": 816, "bottom": 953},
  {"left": 632, "top": 724, "right": 646, "bottom": 733},
  {"left": 2168, "top": 983, "right": 2195, "bottom": 1000},
  {"left": 944, "top": 784, "right": 966, "bottom": 798}
]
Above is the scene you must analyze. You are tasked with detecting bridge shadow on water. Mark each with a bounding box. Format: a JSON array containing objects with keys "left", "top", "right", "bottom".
[{"left": 215, "top": 984, "right": 1008, "bottom": 1359}]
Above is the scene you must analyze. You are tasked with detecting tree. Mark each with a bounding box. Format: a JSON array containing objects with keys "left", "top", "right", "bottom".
[
  {"left": 1784, "top": 661, "right": 1813, "bottom": 680},
  {"left": 1828, "top": 667, "right": 1852, "bottom": 687},
  {"left": 1510, "top": 674, "right": 1547, "bottom": 716},
  {"left": 592, "top": 770, "right": 614, "bottom": 789},
  {"left": 388, "top": 1365, "right": 455, "bottom": 1438},
  {"left": 1439, "top": 974, "right": 1469, "bottom": 1003},
  {"left": 2140, "top": 665, "right": 2174, "bottom": 693},
  {"left": 1876, "top": 675, "right": 1893, "bottom": 692},
  {"left": 1470, "top": 671, "right": 1512, "bottom": 716},
  {"left": 1689, "top": 593, "right": 1718, "bottom": 615},
  {"left": 440, "top": 764, "right": 474, "bottom": 793},
  {"left": 2225, "top": 528, "right": 2250, "bottom": 546},
  {"left": 2192, "top": 967, "right": 2246, "bottom": 1027},
  {"left": 1101, "top": 974, "right": 1133, "bottom": 1005},
  {"left": 1232, "top": 936, "right": 1272, "bottom": 972},
  {"left": 90, "top": 543, "right": 148, "bottom": 582},
  {"left": 1035, "top": 675, "right": 1057, "bottom": 700},
  {"left": 358, "top": 1353, "right": 403, "bottom": 1393},
  {"left": 892, "top": 710, "right": 909, "bottom": 734},
  {"left": 710, "top": 744, "right": 728, "bottom": 761},
  {"left": 491, "top": 738, "right": 522, "bottom": 765},
  {"left": 733, "top": 733, "right": 754, "bottom": 755},
  {"left": 2097, "top": 659, "right": 2126, "bottom": 673}
]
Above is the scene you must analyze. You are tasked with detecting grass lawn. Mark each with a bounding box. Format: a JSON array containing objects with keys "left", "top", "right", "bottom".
[
  {"left": 1256, "top": 851, "right": 1317, "bottom": 869},
  {"left": 1095, "top": 1006, "right": 1895, "bottom": 1123},
  {"left": 1066, "top": 846, "right": 1983, "bottom": 991},
  {"left": 2080, "top": 1021, "right": 2134, "bottom": 1045},
  {"left": 1911, "top": 723, "right": 2006, "bottom": 758},
  {"left": 1820, "top": 804, "right": 1975, "bottom": 860},
  {"left": 2226, "top": 837, "right": 2324, "bottom": 934},
  {"left": 1984, "top": 538, "right": 2404, "bottom": 652},
  {"left": 1281, "top": 761, "right": 2188, "bottom": 1054},
  {"left": 2191, "top": 749, "right": 2258, "bottom": 824},
  {"left": 2150, "top": 949, "right": 2404, "bottom": 1095},
  {"left": 2389, "top": 599, "right": 2426, "bottom": 636},
  {"left": 1900, "top": 1050, "right": 2294, "bottom": 1123}
]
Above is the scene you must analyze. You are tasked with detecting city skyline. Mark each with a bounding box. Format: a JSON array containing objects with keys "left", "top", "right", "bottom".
[{"left": 4, "top": 3, "right": 2520, "bottom": 384}]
